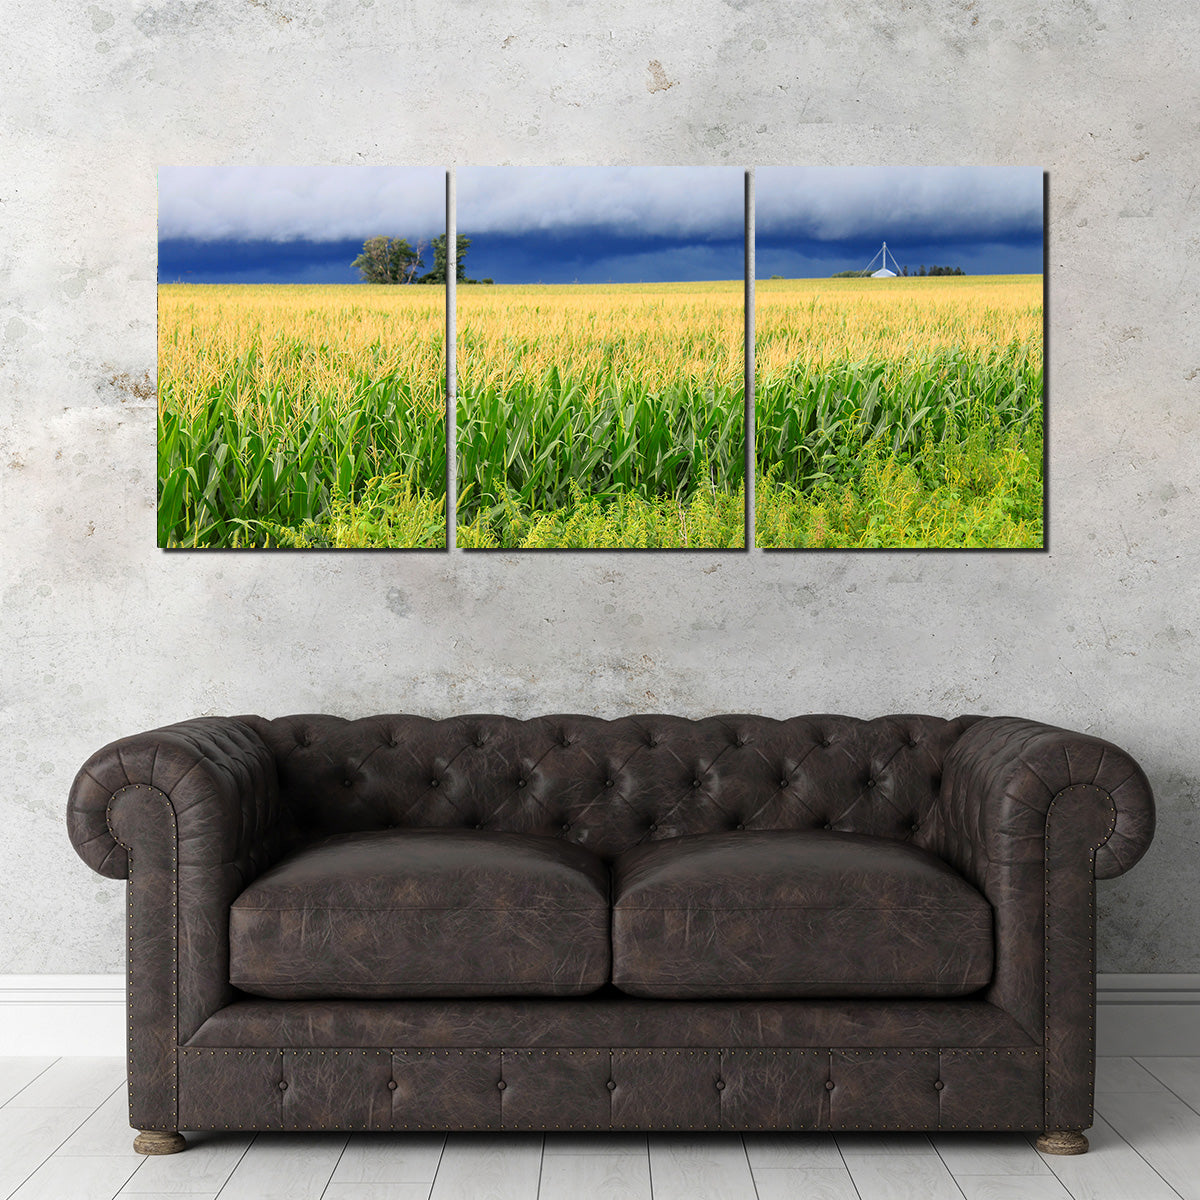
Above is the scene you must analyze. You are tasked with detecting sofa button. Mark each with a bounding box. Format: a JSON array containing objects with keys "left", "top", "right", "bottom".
[
  {"left": 561, "top": 822, "right": 571, "bottom": 832},
  {"left": 648, "top": 823, "right": 658, "bottom": 833},
  {"left": 497, "top": 1081, "right": 507, "bottom": 1091},
  {"left": 735, "top": 823, "right": 745, "bottom": 831},
  {"left": 606, "top": 1080, "right": 616, "bottom": 1091},
  {"left": 342, "top": 779, "right": 353, "bottom": 788},
  {"left": 822, "top": 738, "right": 832, "bottom": 747},
  {"left": 780, "top": 778, "right": 789, "bottom": 788},
  {"left": 715, "top": 1080, "right": 725, "bottom": 1091},
  {"left": 692, "top": 779, "right": 702, "bottom": 789},
  {"left": 474, "top": 823, "right": 483, "bottom": 830},
  {"left": 605, "top": 779, "right": 614, "bottom": 788},
  {"left": 387, "top": 1080, "right": 398, "bottom": 1091},
  {"left": 934, "top": 1080, "right": 944, "bottom": 1091},
  {"left": 866, "top": 778, "right": 876, "bottom": 788},
  {"left": 825, "top": 1080, "right": 835, "bottom": 1091},
  {"left": 823, "top": 823, "right": 832, "bottom": 831},
  {"left": 429, "top": 779, "right": 440, "bottom": 788},
  {"left": 908, "top": 737, "right": 919, "bottom": 748},
  {"left": 517, "top": 779, "right": 527, "bottom": 788},
  {"left": 911, "top": 822, "right": 920, "bottom": 832},
  {"left": 278, "top": 1081, "right": 288, "bottom": 1091}
]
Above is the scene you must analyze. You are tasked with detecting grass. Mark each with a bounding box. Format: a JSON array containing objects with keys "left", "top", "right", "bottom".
[
  {"left": 158, "top": 284, "right": 445, "bottom": 548},
  {"left": 456, "top": 281, "right": 744, "bottom": 548},
  {"left": 755, "top": 275, "right": 1043, "bottom": 548}
]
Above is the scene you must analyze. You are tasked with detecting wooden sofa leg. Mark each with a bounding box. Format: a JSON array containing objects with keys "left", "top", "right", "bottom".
[
  {"left": 133, "top": 1130, "right": 187, "bottom": 1155},
  {"left": 1036, "top": 1129, "right": 1089, "bottom": 1155}
]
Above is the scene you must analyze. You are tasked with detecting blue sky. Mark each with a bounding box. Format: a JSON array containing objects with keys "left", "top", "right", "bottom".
[
  {"left": 157, "top": 165, "right": 1042, "bottom": 284},
  {"left": 755, "top": 166, "right": 1044, "bottom": 277}
]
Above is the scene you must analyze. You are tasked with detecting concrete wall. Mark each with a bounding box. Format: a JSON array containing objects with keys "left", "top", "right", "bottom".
[{"left": 2, "top": 0, "right": 1196, "bottom": 976}]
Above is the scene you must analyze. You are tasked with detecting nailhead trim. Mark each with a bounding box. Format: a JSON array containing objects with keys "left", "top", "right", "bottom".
[
  {"left": 1043, "top": 784, "right": 1117, "bottom": 1130},
  {"left": 107, "top": 784, "right": 178, "bottom": 1134}
]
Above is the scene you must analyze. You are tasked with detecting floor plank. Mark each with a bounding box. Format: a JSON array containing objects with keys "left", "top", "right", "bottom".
[
  {"left": 330, "top": 1134, "right": 445, "bottom": 1184},
  {"left": 427, "top": 1136, "right": 543, "bottom": 1200},
  {"left": 932, "top": 1133, "right": 1050, "bottom": 1176},
  {"left": 1097, "top": 1089, "right": 1200, "bottom": 1200},
  {"left": 8, "top": 1153, "right": 141, "bottom": 1200},
  {"left": 537, "top": 1153, "right": 650, "bottom": 1200},
  {"left": 0, "top": 1106, "right": 94, "bottom": 1199},
  {"left": 112, "top": 1194, "right": 218, "bottom": 1200},
  {"left": 1033, "top": 1114, "right": 1180, "bottom": 1200},
  {"left": 1138, "top": 1058, "right": 1200, "bottom": 1112},
  {"left": 0, "top": 1060, "right": 56, "bottom": 1108},
  {"left": 56, "top": 1086, "right": 139, "bottom": 1158},
  {"left": 5, "top": 1059, "right": 126, "bottom": 1111},
  {"left": 323, "top": 1185, "right": 431, "bottom": 1200},
  {"left": 213, "top": 1133, "right": 347, "bottom": 1200},
  {"left": 542, "top": 1134, "right": 647, "bottom": 1157},
  {"left": 843, "top": 1154, "right": 965, "bottom": 1200},
  {"left": 954, "top": 1177, "right": 1071, "bottom": 1199},
  {"left": 754, "top": 1166, "right": 859, "bottom": 1200},
  {"left": 835, "top": 1133, "right": 938, "bottom": 1159},
  {"left": 648, "top": 1136, "right": 756, "bottom": 1200},
  {"left": 743, "top": 1133, "right": 842, "bottom": 1168},
  {"left": 1096, "top": 1057, "right": 1167, "bottom": 1094},
  {"left": 118, "top": 1131, "right": 252, "bottom": 1195}
]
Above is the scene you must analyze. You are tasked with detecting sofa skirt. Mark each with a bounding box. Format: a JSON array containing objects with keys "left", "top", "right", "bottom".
[{"left": 168, "top": 996, "right": 1047, "bottom": 1133}]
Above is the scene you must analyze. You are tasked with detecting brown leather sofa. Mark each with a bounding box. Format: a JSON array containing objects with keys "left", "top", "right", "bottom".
[{"left": 66, "top": 713, "right": 1155, "bottom": 1156}]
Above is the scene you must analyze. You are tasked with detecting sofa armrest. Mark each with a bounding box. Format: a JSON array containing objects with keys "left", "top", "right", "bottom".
[
  {"left": 935, "top": 716, "right": 1155, "bottom": 1131},
  {"left": 937, "top": 716, "right": 1154, "bottom": 885},
  {"left": 67, "top": 716, "right": 284, "bottom": 882},
  {"left": 66, "top": 717, "right": 286, "bottom": 1133}
]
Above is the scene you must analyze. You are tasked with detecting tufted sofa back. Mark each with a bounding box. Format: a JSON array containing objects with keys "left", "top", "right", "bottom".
[{"left": 243, "top": 713, "right": 982, "bottom": 861}]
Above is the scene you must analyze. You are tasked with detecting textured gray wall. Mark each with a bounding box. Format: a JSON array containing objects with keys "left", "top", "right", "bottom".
[{"left": 2, "top": 0, "right": 1196, "bottom": 975}]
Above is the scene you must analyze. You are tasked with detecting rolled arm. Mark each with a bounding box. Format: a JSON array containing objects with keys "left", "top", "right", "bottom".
[
  {"left": 936, "top": 716, "right": 1155, "bottom": 885},
  {"left": 68, "top": 716, "right": 286, "bottom": 881},
  {"left": 67, "top": 717, "right": 289, "bottom": 1132},
  {"left": 935, "top": 716, "right": 1155, "bottom": 1132}
]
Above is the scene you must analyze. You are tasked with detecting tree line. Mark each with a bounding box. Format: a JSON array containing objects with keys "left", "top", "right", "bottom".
[
  {"left": 351, "top": 235, "right": 494, "bottom": 285},
  {"left": 831, "top": 265, "right": 966, "bottom": 278}
]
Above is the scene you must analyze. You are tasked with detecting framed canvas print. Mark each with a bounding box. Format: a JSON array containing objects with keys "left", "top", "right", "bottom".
[
  {"left": 157, "top": 166, "right": 447, "bottom": 549},
  {"left": 454, "top": 166, "right": 746, "bottom": 549},
  {"left": 754, "top": 166, "right": 1044, "bottom": 549}
]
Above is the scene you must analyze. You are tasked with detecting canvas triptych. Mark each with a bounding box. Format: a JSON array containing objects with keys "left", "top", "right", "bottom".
[{"left": 158, "top": 166, "right": 1044, "bottom": 550}]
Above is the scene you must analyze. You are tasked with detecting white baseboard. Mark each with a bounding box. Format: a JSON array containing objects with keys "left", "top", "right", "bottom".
[
  {"left": 1096, "top": 974, "right": 1200, "bottom": 1056},
  {"left": 0, "top": 976, "right": 126, "bottom": 1056},
  {"left": 2, "top": 974, "right": 1197, "bottom": 1058}
]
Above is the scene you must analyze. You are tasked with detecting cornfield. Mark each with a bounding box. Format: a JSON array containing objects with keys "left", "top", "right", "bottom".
[
  {"left": 157, "top": 284, "right": 445, "bottom": 548},
  {"left": 456, "top": 281, "right": 745, "bottom": 548},
  {"left": 756, "top": 275, "right": 1043, "bottom": 548},
  {"left": 157, "top": 274, "right": 1041, "bottom": 550}
]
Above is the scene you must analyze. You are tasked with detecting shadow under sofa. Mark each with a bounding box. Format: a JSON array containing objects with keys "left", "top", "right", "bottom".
[{"left": 65, "top": 712, "right": 1155, "bottom": 1156}]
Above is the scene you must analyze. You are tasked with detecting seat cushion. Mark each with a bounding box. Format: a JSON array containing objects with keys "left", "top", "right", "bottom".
[
  {"left": 230, "top": 829, "right": 611, "bottom": 999},
  {"left": 611, "top": 830, "right": 993, "bottom": 999}
]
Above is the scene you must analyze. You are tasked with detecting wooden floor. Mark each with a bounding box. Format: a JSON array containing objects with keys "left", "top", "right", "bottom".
[{"left": 2, "top": 1057, "right": 1199, "bottom": 1199}]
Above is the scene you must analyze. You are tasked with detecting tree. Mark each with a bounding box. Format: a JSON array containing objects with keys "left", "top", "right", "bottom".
[
  {"left": 419, "top": 234, "right": 472, "bottom": 283},
  {"left": 351, "top": 236, "right": 424, "bottom": 284}
]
